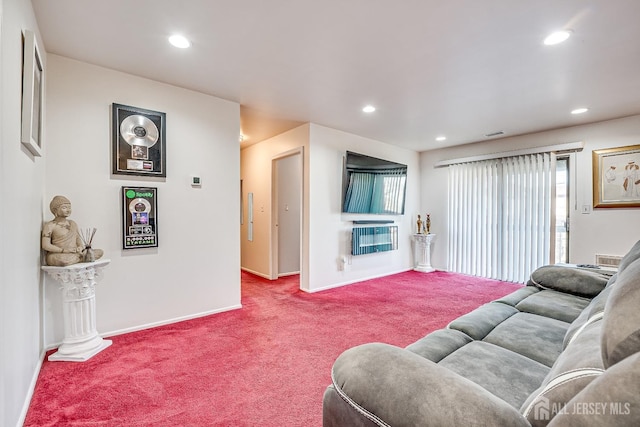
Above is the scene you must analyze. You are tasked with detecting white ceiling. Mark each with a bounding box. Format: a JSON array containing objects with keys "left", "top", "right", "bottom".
[{"left": 32, "top": 0, "right": 640, "bottom": 152}]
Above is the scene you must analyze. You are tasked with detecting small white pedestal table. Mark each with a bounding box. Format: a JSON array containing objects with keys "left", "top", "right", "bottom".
[
  {"left": 42, "top": 259, "right": 112, "bottom": 362},
  {"left": 413, "top": 233, "right": 436, "bottom": 273}
]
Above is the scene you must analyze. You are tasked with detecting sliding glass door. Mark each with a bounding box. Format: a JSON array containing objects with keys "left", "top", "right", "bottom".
[
  {"left": 555, "top": 157, "right": 569, "bottom": 264},
  {"left": 448, "top": 153, "right": 556, "bottom": 283}
]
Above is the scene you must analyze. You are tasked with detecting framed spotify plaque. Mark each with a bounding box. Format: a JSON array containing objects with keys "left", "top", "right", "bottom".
[
  {"left": 122, "top": 186, "right": 158, "bottom": 249},
  {"left": 112, "top": 103, "right": 166, "bottom": 177}
]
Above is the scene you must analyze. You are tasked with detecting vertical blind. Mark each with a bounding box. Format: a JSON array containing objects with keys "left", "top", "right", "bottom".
[{"left": 447, "top": 153, "right": 556, "bottom": 283}]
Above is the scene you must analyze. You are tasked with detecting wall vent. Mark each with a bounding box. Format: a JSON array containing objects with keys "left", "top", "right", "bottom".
[
  {"left": 595, "top": 254, "right": 623, "bottom": 268},
  {"left": 485, "top": 131, "right": 505, "bottom": 138}
]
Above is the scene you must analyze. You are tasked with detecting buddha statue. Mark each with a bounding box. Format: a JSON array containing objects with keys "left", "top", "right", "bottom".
[{"left": 41, "top": 195, "right": 103, "bottom": 266}]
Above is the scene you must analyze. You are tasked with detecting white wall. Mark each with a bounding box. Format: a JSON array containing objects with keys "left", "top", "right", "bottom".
[
  {"left": 44, "top": 55, "right": 241, "bottom": 343},
  {"left": 420, "top": 115, "right": 640, "bottom": 271},
  {"left": 307, "top": 124, "right": 420, "bottom": 291},
  {"left": 1, "top": 1, "right": 46, "bottom": 426}
]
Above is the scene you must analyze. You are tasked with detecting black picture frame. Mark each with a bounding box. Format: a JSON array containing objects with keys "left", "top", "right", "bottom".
[
  {"left": 122, "top": 186, "right": 158, "bottom": 249},
  {"left": 112, "top": 103, "right": 166, "bottom": 177}
]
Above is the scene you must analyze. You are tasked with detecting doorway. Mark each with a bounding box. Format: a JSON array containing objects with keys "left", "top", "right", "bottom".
[{"left": 271, "top": 149, "right": 303, "bottom": 279}]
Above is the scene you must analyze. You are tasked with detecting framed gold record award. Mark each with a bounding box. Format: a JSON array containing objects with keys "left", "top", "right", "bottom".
[{"left": 112, "top": 103, "right": 166, "bottom": 177}]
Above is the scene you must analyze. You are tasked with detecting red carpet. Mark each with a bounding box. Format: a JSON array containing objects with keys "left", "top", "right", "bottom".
[{"left": 25, "top": 270, "right": 520, "bottom": 426}]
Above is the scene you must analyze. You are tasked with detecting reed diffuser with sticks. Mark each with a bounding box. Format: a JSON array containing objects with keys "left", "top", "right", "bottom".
[{"left": 80, "top": 227, "right": 97, "bottom": 262}]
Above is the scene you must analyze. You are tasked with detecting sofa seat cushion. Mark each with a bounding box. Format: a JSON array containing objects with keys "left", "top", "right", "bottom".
[
  {"left": 521, "top": 320, "right": 604, "bottom": 426},
  {"left": 329, "top": 343, "right": 531, "bottom": 427},
  {"left": 516, "top": 290, "right": 590, "bottom": 323},
  {"left": 483, "top": 313, "right": 570, "bottom": 367},
  {"left": 447, "top": 302, "right": 519, "bottom": 340},
  {"left": 438, "top": 341, "right": 549, "bottom": 408},
  {"left": 494, "top": 285, "right": 540, "bottom": 307},
  {"left": 406, "top": 328, "right": 473, "bottom": 363}
]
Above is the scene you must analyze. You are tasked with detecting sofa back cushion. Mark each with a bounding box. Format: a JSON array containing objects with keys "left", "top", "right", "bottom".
[
  {"left": 617, "top": 239, "right": 640, "bottom": 274},
  {"left": 601, "top": 258, "right": 640, "bottom": 369},
  {"left": 563, "top": 285, "right": 613, "bottom": 349},
  {"left": 546, "top": 352, "right": 640, "bottom": 427},
  {"left": 521, "top": 320, "right": 604, "bottom": 426}
]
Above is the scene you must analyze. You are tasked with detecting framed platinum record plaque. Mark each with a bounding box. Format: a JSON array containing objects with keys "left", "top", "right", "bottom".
[
  {"left": 122, "top": 186, "right": 158, "bottom": 249},
  {"left": 112, "top": 103, "right": 166, "bottom": 177}
]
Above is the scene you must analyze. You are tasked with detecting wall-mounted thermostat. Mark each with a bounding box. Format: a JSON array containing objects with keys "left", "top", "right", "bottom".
[{"left": 191, "top": 176, "right": 202, "bottom": 187}]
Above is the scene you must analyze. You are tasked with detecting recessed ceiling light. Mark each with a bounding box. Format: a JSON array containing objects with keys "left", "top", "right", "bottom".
[
  {"left": 169, "top": 34, "right": 191, "bottom": 49},
  {"left": 571, "top": 107, "right": 589, "bottom": 115},
  {"left": 544, "top": 30, "right": 572, "bottom": 46},
  {"left": 435, "top": 136, "right": 446, "bottom": 142},
  {"left": 362, "top": 105, "right": 376, "bottom": 113}
]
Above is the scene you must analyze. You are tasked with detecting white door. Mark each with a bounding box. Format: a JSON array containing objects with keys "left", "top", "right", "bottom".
[{"left": 274, "top": 153, "right": 302, "bottom": 276}]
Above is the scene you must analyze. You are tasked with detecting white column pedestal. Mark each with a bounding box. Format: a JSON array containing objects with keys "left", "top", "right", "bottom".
[
  {"left": 413, "top": 234, "right": 436, "bottom": 273},
  {"left": 42, "top": 259, "right": 112, "bottom": 362}
]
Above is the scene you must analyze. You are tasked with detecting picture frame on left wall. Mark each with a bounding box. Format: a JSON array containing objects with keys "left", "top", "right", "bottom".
[{"left": 21, "top": 29, "right": 44, "bottom": 157}]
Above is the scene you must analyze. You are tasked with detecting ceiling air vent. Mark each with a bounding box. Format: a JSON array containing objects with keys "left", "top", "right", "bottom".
[
  {"left": 595, "top": 254, "right": 622, "bottom": 268},
  {"left": 485, "top": 131, "right": 505, "bottom": 138}
]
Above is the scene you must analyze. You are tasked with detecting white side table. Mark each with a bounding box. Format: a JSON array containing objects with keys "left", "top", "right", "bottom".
[
  {"left": 413, "top": 234, "right": 436, "bottom": 273},
  {"left": 42, "top": 259, "right": 112, "bottom": 361}
]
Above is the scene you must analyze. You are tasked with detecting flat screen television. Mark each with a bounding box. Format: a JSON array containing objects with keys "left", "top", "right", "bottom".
[{"left": 342, "top": 151, "right": 407, "bottom": 215}]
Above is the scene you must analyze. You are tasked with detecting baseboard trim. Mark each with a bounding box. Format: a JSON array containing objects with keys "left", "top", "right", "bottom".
[
  {"left": 17, "top": 350, "right": 46, "bottom": 427},
  {"left": 278, "top": 271, "right": 300, "bottom": 277},
  {"left": 42, "top": 304, "right": 243, "bottom": 352},
  {"left": 103, "top": 304, "right": 243, "bottom": 338},
  {"left": 241, "top": 267, "right": 271, "bottom": 279},
  {"left": 302, "top": 268, "right": 412, "bottom": 293}
]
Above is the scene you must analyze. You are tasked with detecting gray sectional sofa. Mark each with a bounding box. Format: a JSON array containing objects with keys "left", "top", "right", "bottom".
[{"left": 323, "top": 239, "right": 640, "bottom": 426}]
